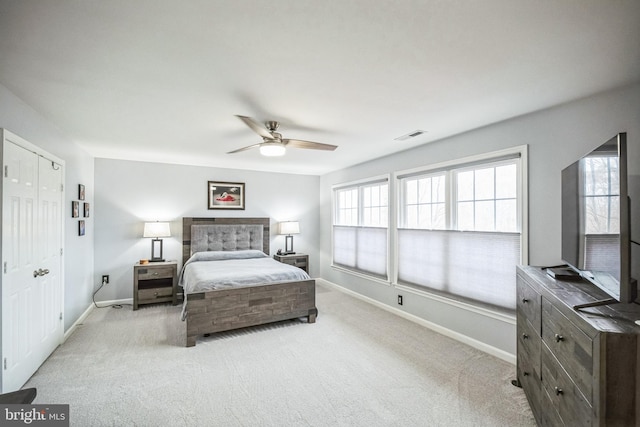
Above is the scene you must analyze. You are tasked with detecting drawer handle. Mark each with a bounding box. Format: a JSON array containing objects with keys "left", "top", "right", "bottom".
[
  {"left": 154, "top": 292, "right": 159, "bottom": 296},
  {"left": 522, "top": 298, "right": 529, "bottom": 304},
  {"left": 554, "top": 334, "right": 565, "bottom": 342},
  {"left": 153, "top": 272, "right": 159, "bottom": 276},
  {"left": 522, "top": 333, "right": 529, "bottom": 340},
  {"left": 554, "top": 387, "right": 563, "bottom": 396}
]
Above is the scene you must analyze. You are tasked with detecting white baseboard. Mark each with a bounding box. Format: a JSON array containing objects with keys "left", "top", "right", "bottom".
[
  {"left": 316, "top": 278, "right": 516, "bottom": 365},
  {"left": 63, "top": 298, "right": 134, "bottom": 342},
  {"left": 63, "top": 303, "right": 93, "bottom": 342}
]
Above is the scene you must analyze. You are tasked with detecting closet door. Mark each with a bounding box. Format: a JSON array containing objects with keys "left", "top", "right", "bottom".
[{"left": 2, "top": 138, "right": 64, "bottom": 392}]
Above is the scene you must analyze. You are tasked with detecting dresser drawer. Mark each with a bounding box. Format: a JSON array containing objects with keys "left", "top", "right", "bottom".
[
  {"left": 137, "top": 266, "right": 174, "bottom": 280},
  {"left": 138, "top": 286, "right": 173, "bottom": 302},
  {"left": 541, "top": 297, "right": 593, "bottom": 404},
  {"left": 517, "top": 313, "right": 541, "bottom": 375},
  {"left": 517, "top": 274, "right": 541, "bottom": 335},
  {"left": 541, "top": 343, "right": 593, "bottom": 426},
  {"left": 282, "top": 257, "right": 307, "bottom": 268}
]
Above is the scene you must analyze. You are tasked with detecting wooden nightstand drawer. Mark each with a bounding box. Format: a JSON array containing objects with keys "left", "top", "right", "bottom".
[
  {"left": 282, "top": 258, "right": 307, "bottom": 268},
  {"left": 138, "top": 286, "right": 173, "bottom": 301},
  {"left": 273, "top": 254, "right": 309, "bottom": 273},
  {"left": 137, "top": 266, "right": 174, "bottom": 280}
]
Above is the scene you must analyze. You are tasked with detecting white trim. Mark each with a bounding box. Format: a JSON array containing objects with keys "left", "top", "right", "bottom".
[
  {"left": 331, "top": 173, "right": 390, "bottom": 191},
  {"left": 395, "top": 144, "right": 527, "bottom": 179},
  {"left": 330, "top": 263, "right": 392, "bottom": 285},
  {"left": 63, "top": 303, "right": 94, "bottom": 342},
  {"left": 63, "top": 298, "right": 133, "bottom": 342},
  {"left": 317, "top": 278, "right": 516, "bottom": 365},
  {"left": 520, "top": 145, "right": 529, "bottom": 264},
  {"left": 394, "top": 283, "right": 516, "bottom": 324}
]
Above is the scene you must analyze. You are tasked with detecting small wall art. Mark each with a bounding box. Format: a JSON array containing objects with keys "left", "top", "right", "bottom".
[
  {"left": 83, "top": 202, "right": 90, "bottom": 218},
  {"left": 78, "top": 184, "right": 85, "bottom": 200},
  {"left": 78, "top": 220, "right": 85, "bottom": 236},
  {"left": 71, "top": 201, "right": 79, "bottom": 218},
  {"left": 208, "top": 181, "right": 245, "bottom": 210}
]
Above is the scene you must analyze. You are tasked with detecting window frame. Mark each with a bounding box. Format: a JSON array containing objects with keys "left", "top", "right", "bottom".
[
  {"left": 392, "top": 145, "right": 528, "bottom": 310},
  {"left": 331, "top": 174, "right": 391, "bottom": 282}
]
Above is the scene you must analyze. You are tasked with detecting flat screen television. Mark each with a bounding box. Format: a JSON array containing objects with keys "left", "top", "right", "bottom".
[{"left": 561, "top": 132, "right": 635, "bottom": 304}]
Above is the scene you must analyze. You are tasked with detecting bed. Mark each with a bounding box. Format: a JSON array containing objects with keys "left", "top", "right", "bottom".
[{"left": 181, "top": 217, "right": 317, "bottom": 347}]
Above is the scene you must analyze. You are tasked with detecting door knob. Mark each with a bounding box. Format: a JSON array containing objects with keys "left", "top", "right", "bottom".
[{"left": 32, "top": 268, "right": 50, "bottom": 277}]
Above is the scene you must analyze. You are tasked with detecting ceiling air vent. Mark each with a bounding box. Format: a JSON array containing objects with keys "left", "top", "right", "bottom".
[{"left": 394, "top": 130, "right": 428, "bottom": 141}]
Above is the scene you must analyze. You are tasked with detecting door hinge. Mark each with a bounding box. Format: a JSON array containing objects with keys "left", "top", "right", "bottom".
[
  {"left": 60, "top": 248, "right": 63, "bottom": 256},
  {"left": 3, "top": 165, "right": 7, "bottom": 178},
  {"left": 3, "top": 262, "right": 6, "bottom": 274},
  {"left": 59, "top": 312, "right": 63, "bottom": 321},
  {"left": 4, "top": 358, "right": 6, "bottom": 370},
  {"left": 60, "top": 183, "right": 64, "bottom": 192}
]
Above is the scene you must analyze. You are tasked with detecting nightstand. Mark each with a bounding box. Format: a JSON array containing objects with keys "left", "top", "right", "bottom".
[
  {"left": 273, "top": 253, "right": 308, "bottom": 273},
  {"left": 133, "top": 261, "right": 178, "bottom": 310}
]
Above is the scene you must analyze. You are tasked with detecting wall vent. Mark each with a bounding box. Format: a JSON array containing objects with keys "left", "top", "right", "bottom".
[{"left": 394, "top": 130, "right": 428, "bottom": 141}]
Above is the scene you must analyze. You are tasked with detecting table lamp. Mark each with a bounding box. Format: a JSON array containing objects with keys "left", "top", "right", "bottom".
[
  {"left": 279, "top": 221, "right": 300, "bottom": 255},
  {"left": 143, "top": 221, "right": 171, "bottom": 262}
]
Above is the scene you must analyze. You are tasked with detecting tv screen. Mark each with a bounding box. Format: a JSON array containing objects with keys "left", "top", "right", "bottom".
[{"left": 561, "top": 133, "right": 634, "bottom": 303}]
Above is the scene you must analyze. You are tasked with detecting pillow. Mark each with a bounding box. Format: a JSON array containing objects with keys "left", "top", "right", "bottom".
[{"left": 189, "top": 250, "right": 268, "bottom": 262}]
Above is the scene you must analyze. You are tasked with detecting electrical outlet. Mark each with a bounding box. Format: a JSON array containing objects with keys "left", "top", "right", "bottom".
[
  {"left": 397, "top": 295, "right": 403, "bottom": 305},
  {"left": 102, "top": 275, "right": 109, "bottom": 285}
]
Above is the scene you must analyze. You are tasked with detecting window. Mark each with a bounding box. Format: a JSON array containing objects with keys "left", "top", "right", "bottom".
[
  {"left": 455, "top": 163, "right": 518, "bottom": 232},
  {"left": 397, "top": 153, "right": 524, "bottom": 311},
  {"left": 584, "top": 155, "right": 619, "bottom": 234},
  {"left": 403, "top": 173, "right": 447, "bottom": 229},
  {"left": 333, "top": 178, "right": 389, "bottom": 279},
  {"left": 583, "top": 155, "right": 620, "bottom": 276}
]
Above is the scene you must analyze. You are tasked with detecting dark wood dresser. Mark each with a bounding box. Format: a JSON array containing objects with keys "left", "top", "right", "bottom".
[{"left": 516, "top": 265, "right": 640, "bottom": 426}]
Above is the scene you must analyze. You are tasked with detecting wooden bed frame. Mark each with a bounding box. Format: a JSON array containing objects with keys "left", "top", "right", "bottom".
[{"left": 182, "top": 217, "right": 317, "bottom": 347}]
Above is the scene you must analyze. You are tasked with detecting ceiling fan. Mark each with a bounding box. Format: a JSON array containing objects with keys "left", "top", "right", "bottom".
[{"left": 228, "top": 115, "right": 338, "bottom": 156}]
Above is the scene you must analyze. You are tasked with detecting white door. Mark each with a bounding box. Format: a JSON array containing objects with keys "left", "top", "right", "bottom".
[{"left": 2, "top": 140, "right": 63, "bottom": 392}]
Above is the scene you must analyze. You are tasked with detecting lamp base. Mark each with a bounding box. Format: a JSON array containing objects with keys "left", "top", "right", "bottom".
[
  {"left": 282, "top": 251, "right": 296, "bottom": 255},
  {"left": 150, "top": 258, "right": 165, "bottom": 263}
]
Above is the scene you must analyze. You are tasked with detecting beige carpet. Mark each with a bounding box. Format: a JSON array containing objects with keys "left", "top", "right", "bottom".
[{"left": 25, "top": 282, "right": 535, "bottom": 426}]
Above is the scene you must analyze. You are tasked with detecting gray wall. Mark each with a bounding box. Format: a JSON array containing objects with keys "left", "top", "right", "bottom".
[
  {"left": 0, "top": 84, "right": 95, "bottom": 332},
  {"left": 319, "top": 82, "right": 640, "bottom": 357},
  {"left": 93, "top": 159, "right": 320, "bottom": 301}
]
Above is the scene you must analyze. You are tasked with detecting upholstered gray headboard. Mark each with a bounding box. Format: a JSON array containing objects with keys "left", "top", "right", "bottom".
[
  {"left": 190, "top": 224, "right": 263, "bottom": 254},
  {"left": 182, "top": 217, "right": 270, "bottom": 264}
]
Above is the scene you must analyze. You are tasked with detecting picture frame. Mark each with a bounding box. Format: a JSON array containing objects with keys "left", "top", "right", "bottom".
[
  {"left": 83, "top": 202, "right": 90, "bottom": 218},
  {"left": 208, "top": 181, "right": 245, "bottom": 210},
  {"left": 78, "top": 220, "right": 85, "bottom": 236},
  {"left": 78, "top": 184, "right": 85, "bottom": 201},
  {"left": 71, "top": 201, "right": 79, "bottom": 218}
]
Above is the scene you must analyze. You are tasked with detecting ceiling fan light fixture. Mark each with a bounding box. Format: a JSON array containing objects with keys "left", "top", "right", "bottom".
[{"left": 259, "top": 143, "right": 286, "bottom": 157}]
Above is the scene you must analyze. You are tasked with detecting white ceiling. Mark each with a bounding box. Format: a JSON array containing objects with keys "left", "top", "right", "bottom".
[{"left": 1, "top": 1, "right": 639, "bottom": 175}]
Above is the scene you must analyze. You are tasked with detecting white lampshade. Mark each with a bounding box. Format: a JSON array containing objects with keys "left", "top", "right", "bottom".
[
  {"left": 143, "top": 222, "right": 171, "bottom": 238},
  {"left": 279, "top": 221, "right": 300, "bottom": 235},
  {"left": 260, "top": 143, "right": 286, "bottom": 157}
]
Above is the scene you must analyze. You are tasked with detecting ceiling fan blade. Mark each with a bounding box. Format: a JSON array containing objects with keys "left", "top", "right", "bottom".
[
  {"left": 284, "top": 139, "right": 338, "bottom": 151},
  {"left": 227, "top": 143, "right": 262, "bottom": 154},
  {"left": 235, "top": 115, "right": 273, "bottom": 140}
]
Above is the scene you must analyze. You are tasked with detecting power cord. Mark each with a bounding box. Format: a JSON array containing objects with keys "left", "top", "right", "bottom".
[{"left": 92, "top": 278, "right": 132, "bottom": 309}]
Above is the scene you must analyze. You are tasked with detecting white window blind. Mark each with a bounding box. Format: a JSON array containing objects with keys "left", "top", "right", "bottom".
[
  {"left": 333, "top": 226, "right": 387, "bottom": 278},
  {"left": 397, "top": 154, "right": 523, "bottom": 310},
  {"left": 332, "top": 179, "right": 388, "bottom": 280},
  {"left": 398, "top": 229, "right": 520, "bottom": 309}
]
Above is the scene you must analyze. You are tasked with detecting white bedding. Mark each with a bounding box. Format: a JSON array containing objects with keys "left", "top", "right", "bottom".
[{"left": 179, "top": 250, "right": 311, "bottom": 294}]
